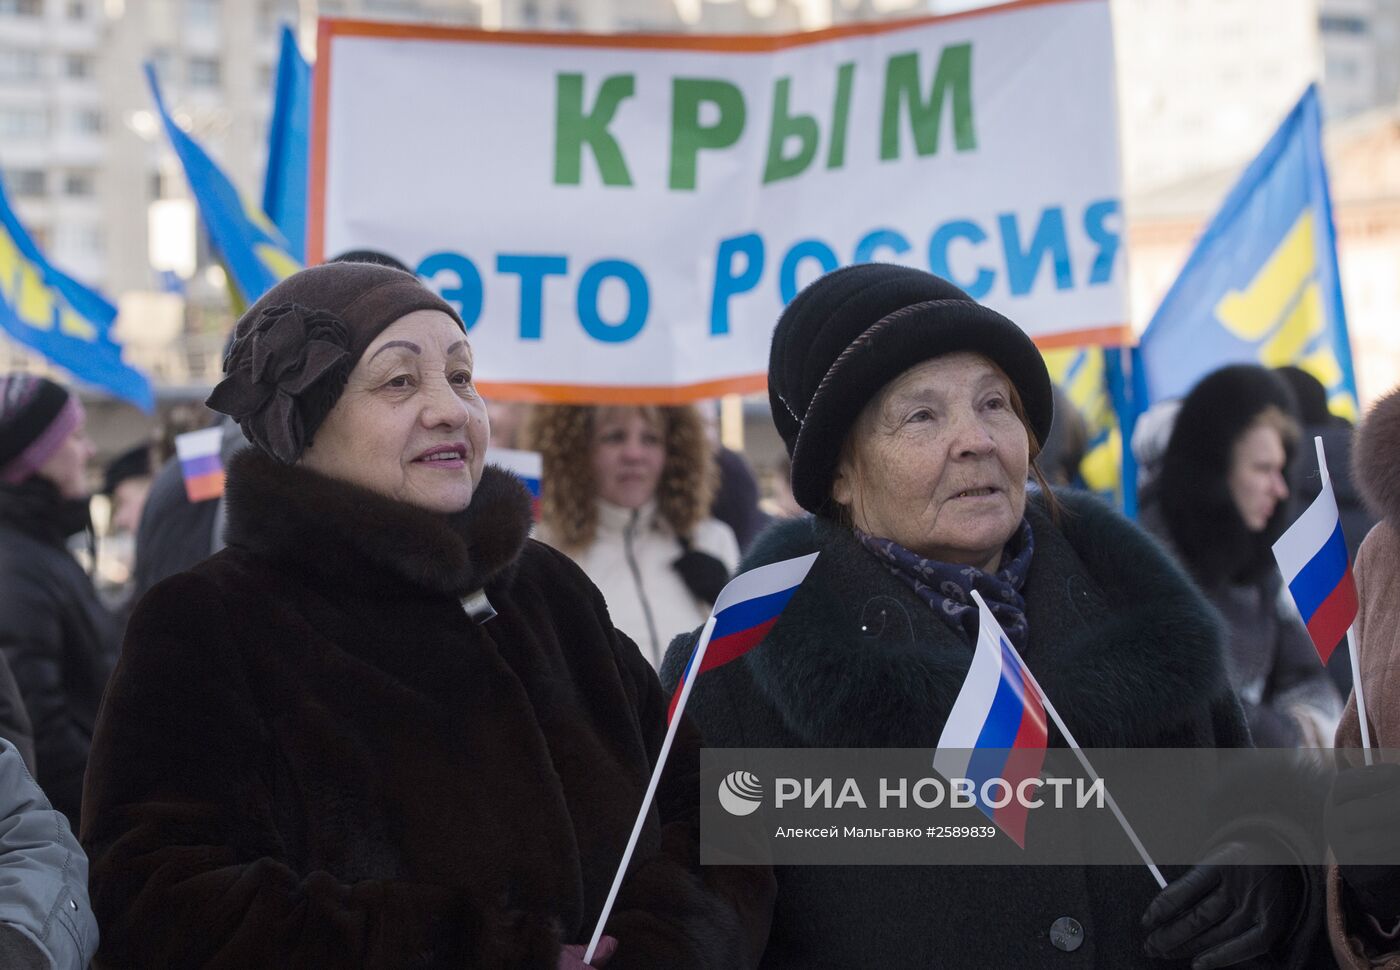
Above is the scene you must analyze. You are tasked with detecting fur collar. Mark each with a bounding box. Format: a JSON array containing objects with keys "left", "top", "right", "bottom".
[
  {"left": 1356, "top": 386, "right": 1400, "bottom": 526},
  {"left": 223, "top": 448, "right": 533, "bottom": 598},
  {"left": 733, "top": 491, "right": 1229, "bottom": 748}
]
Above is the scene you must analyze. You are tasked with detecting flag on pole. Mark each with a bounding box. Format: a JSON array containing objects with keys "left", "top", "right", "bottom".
[
  {"left": 0, "top": 174, "right": 154, "bottom": 409},
  {"left": 933, "top": 597, "right": 1048, "bottom": 848},
  {"left": 175, "top": 427, "right": 226, "bottom": 502},
  {"left": 145, "top": 64, "right": 302, "bottom": 305},
  {"left": 489, "top": 448, "right": 542, "bottom": 520},
  {"left": 262, "top": 24, "right": 311, "bottom": 262},
  {"left": 1137, "top": 85, "right": 1358, "bottom": 423},
  {"left": 1271, "top": 441, "right": 1358, "bottom": 664},
  {"left": 667, "top": 552, "right": 819, "bottom": 723}
]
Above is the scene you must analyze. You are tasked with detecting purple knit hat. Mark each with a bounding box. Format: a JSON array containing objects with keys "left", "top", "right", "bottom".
[{"left": 0, "top": 375, "right": 83, "bottom": 485}]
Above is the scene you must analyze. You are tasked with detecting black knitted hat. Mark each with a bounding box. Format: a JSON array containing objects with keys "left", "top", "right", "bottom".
[{"left": 768, "top": 264, "right": 1054, "bottom": 517}]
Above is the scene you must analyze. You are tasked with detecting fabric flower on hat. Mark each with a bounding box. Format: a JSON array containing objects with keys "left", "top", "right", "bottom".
[{"left": 207, "top": 303, "right": 352, "bottom": 464}]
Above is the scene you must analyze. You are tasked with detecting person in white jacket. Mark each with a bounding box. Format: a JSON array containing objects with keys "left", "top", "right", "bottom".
[
  {"left": 528, "top": 404, "right": 739, "bottom": 669},
  {"left": 0, "top": 737, "right": 97, "bottom": 970}
]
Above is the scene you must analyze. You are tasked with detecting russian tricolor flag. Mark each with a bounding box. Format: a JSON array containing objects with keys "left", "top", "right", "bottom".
[
  {"left": 1271, "top": 448, "right": 1357, "bottom": 665},
  {"left": 490, "top": 448, "right": 543, "bottom": 521},
  {"left": 933, "top": 597, "right": 1047, "bottom": 848},
  {"left": 667, "top": 552, "right": 819, "bottom": 724},
  {"left": 175, "top": 427, "right": 225, "bottom": 503}
]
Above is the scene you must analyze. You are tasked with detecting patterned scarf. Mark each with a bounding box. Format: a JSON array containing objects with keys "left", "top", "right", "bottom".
[{"left": 856, "top": 519, "right": 1035, "bottom": 651}]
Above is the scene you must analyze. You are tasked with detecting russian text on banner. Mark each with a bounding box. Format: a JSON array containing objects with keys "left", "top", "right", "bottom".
[
  {"left": 933, "top": 597, "right": 1047, "bottom": 847},
  {"left": 146, "top": 64, "right": 301, "bottom": 306},
  {"left": 1138, "top": 84, "right": 1358, "bottom": 423},
  {"left": 313, "top": 0, "right": 1128, "bottom": 404},
  {"left": 0, "top": 173, "right": 153, "bottom": 409}
]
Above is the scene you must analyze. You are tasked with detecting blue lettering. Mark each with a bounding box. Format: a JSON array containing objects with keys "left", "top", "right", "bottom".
[
  {"left": 496, "top": 254, "right": 568, "bottom": 340},
  {"left": 999, "top": 207, "right": 1072, "bottom": 297},
  {"left": 927, "top": 220, "right": 994, "bottom": 299},
  {"left": 1083, "top": 198, "right": 1121, "bottom": 286},
  {"left": 416, "top": 252, "right": 484, "bottom": 329},
  {"left": 779, "top": 238, "right": 839, "bottom": 304},
  {"left": 578, "top": 259, "right": 648, "bottom": 342},
  {"left": 853, "top": 228, "right": 911, "bottom": 264},
  {"left": 710, "top": 232, "right": 765, "bottom": 335}
]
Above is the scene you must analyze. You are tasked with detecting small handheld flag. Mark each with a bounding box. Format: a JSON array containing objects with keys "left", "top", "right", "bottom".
[
  {"left": 944, "top": 593, "right": 1166, "bottom": 888},
  {"left": 175, "top": 427, "right": 225, "bottom": 502},
  {"left": 667, "top": 552, "right": 819, "bottom": 723},
  {"left": 586, "top": 552, "right": 818, "bottom": 964},
  {"left": 1271, "top": 438, "right": 1358, "bottom": 664},
  {"left": 1272, "top": 437, "right": 1372, "bottom": 761},
  {"left": 933, "top": 599, "right": 1047, "bottom": 847},
  {"left": 489, "top": 448, "right": 542, "bottom": 521}
]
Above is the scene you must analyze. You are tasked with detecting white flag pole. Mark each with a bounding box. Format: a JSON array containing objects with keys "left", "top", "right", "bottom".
[
  {"left": 970, "top": 591, "right": 1167, "bottom": 889},
  {"left": 1315, "top": 436, "right": 1374, "bottom": 766},
  {"left": 584, "top": 614, "right": 718, "bottom": 964}
]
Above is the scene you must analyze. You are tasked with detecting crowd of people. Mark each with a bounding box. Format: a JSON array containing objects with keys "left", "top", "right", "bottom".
[{"left": 0, "top": 257, "right": 1395, "bottom": 968}]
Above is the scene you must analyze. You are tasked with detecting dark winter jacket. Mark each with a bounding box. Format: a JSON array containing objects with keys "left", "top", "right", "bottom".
[
  {"left": 662, "top": 490, "right": 1324, "bottom": 969},
  {"left": 129, "top": 418, "right": 246, "bottom": 605},
  {"left": 0, "top": 478, "right": 118, "bottom": 825},
  {"left": 82, "top": 448, "right": 772, "bottom": 969},
  {"left": 0, "top": 651, "right": 34, "bottom": 772}
]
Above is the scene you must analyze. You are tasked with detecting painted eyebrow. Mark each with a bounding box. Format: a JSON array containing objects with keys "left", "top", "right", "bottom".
[{"left": 369, "top": 340, "right": 422, "bottom": 360}]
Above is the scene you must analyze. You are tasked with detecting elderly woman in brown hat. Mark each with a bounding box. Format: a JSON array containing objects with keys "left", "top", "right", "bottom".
[
  {"left": 662, "top": 264, "right": 1323, "bottom": 969},
  {"left": 80, "top": 262, "right": 771, "bottom": 969}
]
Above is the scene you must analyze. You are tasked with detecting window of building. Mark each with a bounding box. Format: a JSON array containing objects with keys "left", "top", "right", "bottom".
[
  {"left": 62, "top": 170, "right": 95, "bottom": 196},
  {"left": 63, "top": 53, "right": 95, "bottom": 79},
  {"left": 0, "top": 0, "right": 43, "bottom": 16},
  {"left": 188, "top": 56, "right": 221, "bottom": 87},
  {"left": 0, "top": 47, "right": 42, "bottom": 82},
  {"left": 1321, "top": 15, "right": 1369, "bottom": 36},
  {"left": 56, "top": 223, "right": 104, "bottom": 255},
  {"left": 71, "top": 107, "right": 104, "bottom": 134},
  {"left": 186, "top": 0, "right": 218, "bottom": 29},
  {"left": 0, "top": 107, "right": 47, "bottom": 138},
  {"left": 66, "top": 0, "right": 85, "bottom": 18},
  {"left": 6, "top": 169, "right": 46, "bottom": 197}
]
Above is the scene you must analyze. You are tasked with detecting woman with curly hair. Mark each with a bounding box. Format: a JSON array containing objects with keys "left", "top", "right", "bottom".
[{"left": 527, "top": 404, "right": 739, "bottom": 670}]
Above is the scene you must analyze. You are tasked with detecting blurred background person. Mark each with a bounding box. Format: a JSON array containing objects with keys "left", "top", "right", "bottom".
[
  {"left": 1036, "top": 385, "right": 1091, "bottom": 489},
  {"left": 1327, "top": 383, "right": 1400, "bottom": 968},
  {"left": 698, "top": 400, "right": 771, "bottom": 553},
  {"left": 0, "top": 375, "right": 120, "bottom": 827},
  {"left": 1141, "top": 364, "right": 1341, "bottom": 746},
  {"left": 528, "top": 404, "right": 738, "bottom": 669}
]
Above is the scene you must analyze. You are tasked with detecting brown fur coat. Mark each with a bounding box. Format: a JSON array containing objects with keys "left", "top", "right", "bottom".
[{"left": 80, "top": 449, "right": 771, "bottom": 968}]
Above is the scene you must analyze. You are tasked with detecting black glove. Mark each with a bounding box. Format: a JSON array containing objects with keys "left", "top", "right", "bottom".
[
  {"left": 1326, "top": 762, "right": 1400, "bottom": 921},
  {"left": 1141, "top": 841, "right": 1304, "bottom": 969}
]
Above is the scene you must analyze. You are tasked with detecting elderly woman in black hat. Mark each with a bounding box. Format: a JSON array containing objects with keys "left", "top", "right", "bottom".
[
  {"left": 80, "top": 262, "right": 771, "bottom": 969},
  {"left": 662, "top": 264, "right": 1323, "bottom": 969}
]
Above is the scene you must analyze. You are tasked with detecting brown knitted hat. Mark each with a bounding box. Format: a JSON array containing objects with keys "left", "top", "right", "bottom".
[{"left": 207, "top": 262, "right": 464, "bottom": 463}]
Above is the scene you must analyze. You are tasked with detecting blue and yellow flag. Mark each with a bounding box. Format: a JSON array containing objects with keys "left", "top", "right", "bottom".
[
  {"left": 262, "top": 25, "right": 311, "bottom": 263},
  {"left": 0, "top": 173, "right": 153, "bottom": 409},
  {"left": 1043, "top": 346, "right": 1121, "bottom": 498},
  {"left": 145, "top": 64, "right": 301, "bottom": 306},
  {"left": 1138, "top": 84, "right": 1358, "bottom": 421}
]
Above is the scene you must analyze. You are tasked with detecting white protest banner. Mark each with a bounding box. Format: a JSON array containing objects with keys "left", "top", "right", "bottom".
[{"left": 312, "top": 0, "right": 1126, "bottom": 403}]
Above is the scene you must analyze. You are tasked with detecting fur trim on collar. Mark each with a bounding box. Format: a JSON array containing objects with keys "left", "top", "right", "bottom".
[
  {"left": 223, "top": 448, "right": 533, "bottom": 597},
  {"left": 724, "top": 490, "right": 1228, "bottom": 748},
  {"left": 1355, "top": 387, "right": 1400, "bottom": 527}
]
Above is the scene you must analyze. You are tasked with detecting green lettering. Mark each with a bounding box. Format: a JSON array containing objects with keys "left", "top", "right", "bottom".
[
  {"left": 670, "top": 79, "right": 746, "bottom": 191},
  {"left": 763, "top": 76, "right": 819, "bottom": 185},
  {"left": 554, "top": 73, "right": 635, "bottom": 187},
  {"left": 826, "top": 62, "right": 855, "bottom": 170},
  {"left": 880, "top": 44, "right": 975, "bottom": 162}
]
